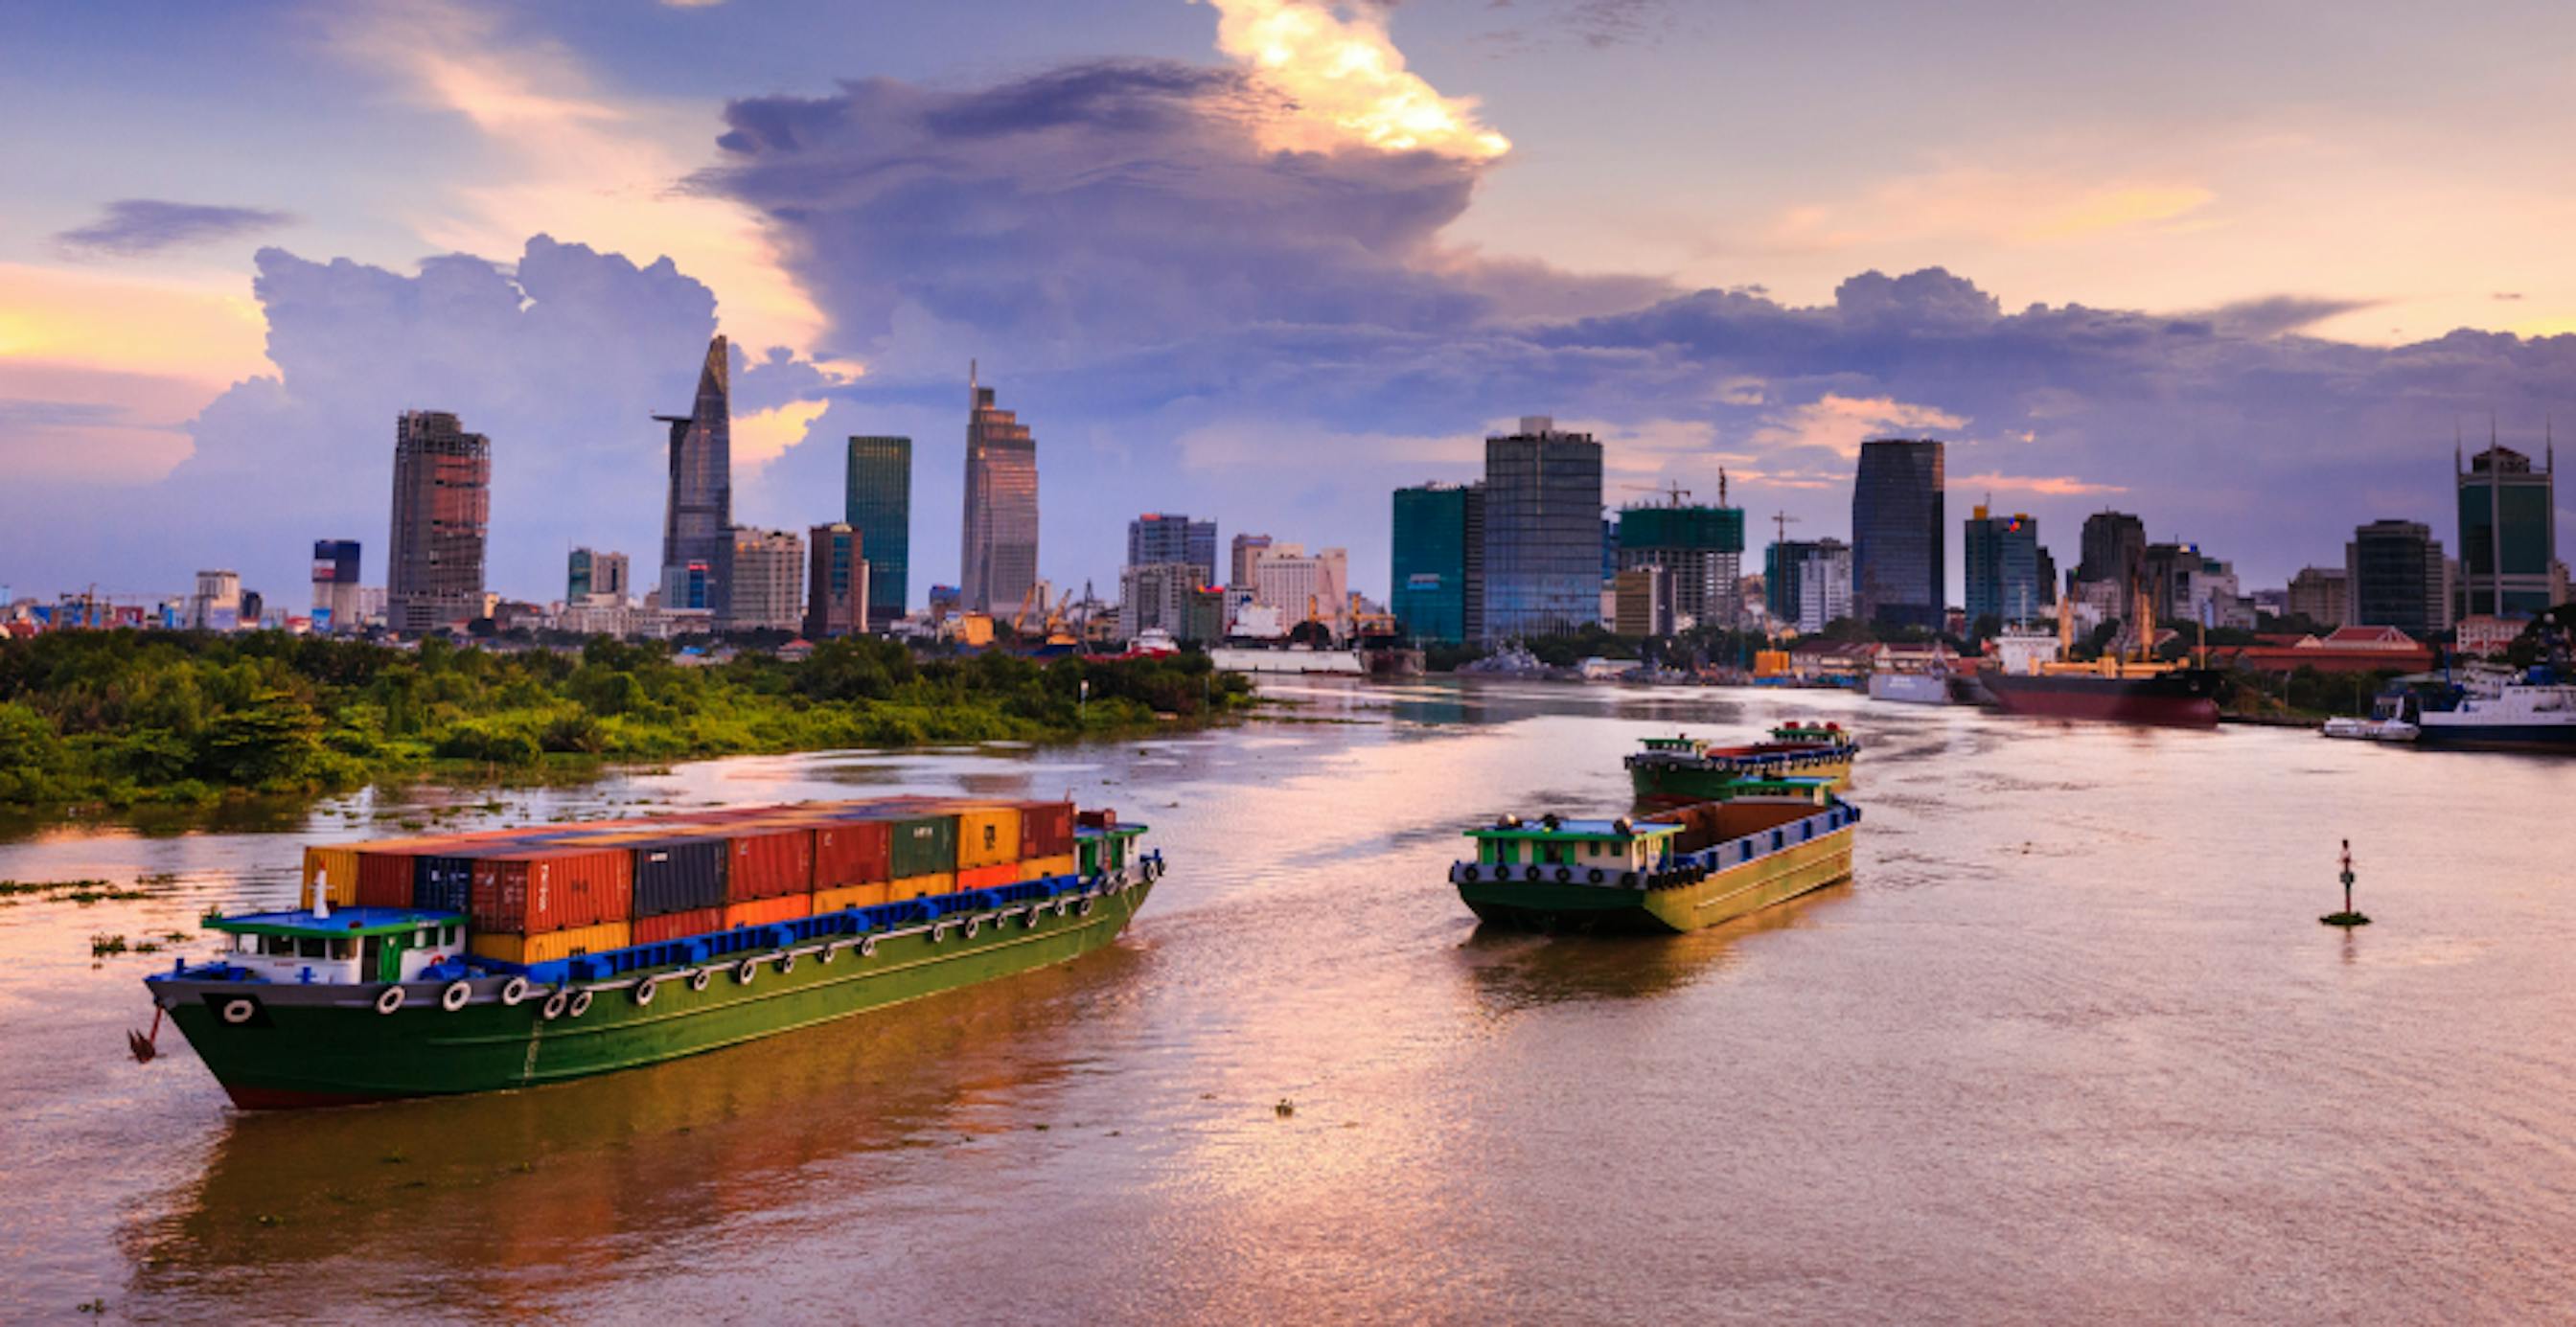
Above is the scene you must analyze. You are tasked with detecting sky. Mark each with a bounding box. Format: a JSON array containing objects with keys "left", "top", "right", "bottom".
[{"left": 3, "top": 0, "right": 2573, "bottom": 610}]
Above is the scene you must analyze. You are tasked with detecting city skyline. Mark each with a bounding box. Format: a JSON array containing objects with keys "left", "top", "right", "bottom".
[{"left": 3, "top": 1, "right": 2574, "bottom": 609}]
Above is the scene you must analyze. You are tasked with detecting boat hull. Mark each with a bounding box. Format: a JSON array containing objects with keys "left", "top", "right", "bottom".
[
  {"left": 1866, "top": 673, "right": 1953, "bottom": 705},
  {"left": 153, "top": 881, "right": 1153, "bottom": 1108},
  {"left": 2413, "top": 721, "right": 2576, "bottom": 752},
  {"left": 1457, "top": 822, "right": 1853, "bottom": 935},
  {"left": 1629, "top": 753, "right": 1854, "bottom": 805},
  {"left": 1984, "top": 671, "right": 2226, "bottom": 727}
]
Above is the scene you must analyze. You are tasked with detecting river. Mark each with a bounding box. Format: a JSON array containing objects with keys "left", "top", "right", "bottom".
[{"left": 5, "top": 677, "right": 2574, "bottom": 1322}]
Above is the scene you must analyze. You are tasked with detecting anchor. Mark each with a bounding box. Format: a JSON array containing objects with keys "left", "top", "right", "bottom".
[{"left": 128, "top": 1006, "right": 163, "bottom": 1064}]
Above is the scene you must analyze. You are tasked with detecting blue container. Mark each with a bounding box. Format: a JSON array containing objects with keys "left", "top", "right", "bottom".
[
  {"left": 412, "top": 857, "right": 475, "bottom": 915},
  {"left": 632, "top": 839, "right": 726, "bottom": 917}
]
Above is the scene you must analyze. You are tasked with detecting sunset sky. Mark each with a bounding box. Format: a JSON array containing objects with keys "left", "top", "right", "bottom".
[{"left": 5, "top": 0, "right": 2572, "bottom": 606}]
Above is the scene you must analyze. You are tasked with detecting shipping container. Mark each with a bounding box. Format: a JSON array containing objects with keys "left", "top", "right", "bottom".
[
  {"left": 1017, "top": 801, "right": 1077, "bottom": 859},
  {"left": 1075, "top": 809, "right": 1117, "bottom": 830},
  {"left": 813, "top": 819, "right": 893, "bottom": 888},
  {"left": 413, "top": 856, "right": 476, "bottom": 915},
  {"left": 300, "top": 846, "right": 361, "bottom": 908},
  {"left": 722, "top": 895, "right": 809, "bottom": 929},
  {"left": 957, "top": 861, "right": 1021, "bottom": 892},
  {"left": 886, "top": 814, "right": 958, "bottom": 879},
  {"left": 887, "top": 872, "right": 955, "bottom": 903},
  {"left": 812, "top": 881, "right": 891, "bottom": 914},
  {"left": 725, "top": 828, "right": 815, "bottom": 902},
  {"left": 632, "top": 839, "right": 727, "bottom": 917},
  {"left": 632, "top": 906, "right": 724, "bottom": 947},
  {"left": 1017, "top": 853, "right": 1079, "bottom": 883},
  {"left": 950, "top": 805, "right": 1024, "bottom": 871},
  {"left": 469, "top": 921, "right": 632, "bottom": 967},
  {"left": 470, "top": 847, "right": 633, "bottom": 935}
]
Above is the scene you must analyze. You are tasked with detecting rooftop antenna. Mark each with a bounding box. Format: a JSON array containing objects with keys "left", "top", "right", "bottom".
[{"left": 1718, "top": 469, "right": 1729, "bottom": 505}]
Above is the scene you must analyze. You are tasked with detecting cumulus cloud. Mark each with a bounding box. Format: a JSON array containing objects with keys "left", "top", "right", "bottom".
[
  {"left": 0, "top": 235, "right": 840, "bottom": 602},
  {"left": 55, "top": 199, "right": 293, "bottom": 257}
]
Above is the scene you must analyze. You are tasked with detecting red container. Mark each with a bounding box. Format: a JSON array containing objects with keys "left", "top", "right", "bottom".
[
  {"left": 814, "top": 819, "right": 893, "bottom": 889},
  {"left": 725, "top": 829, "right": 815, "bottom": 902},
  {"left": 723, "top": 895, "right": 810, "bottom": 929},
  {"left": 1017, "top": 801, "right": 1076, "bottom": 859},
  {"left": 1075, "top": 809, "right": 1117, "bottom": 831},
  {"left": 356, "top": 851, "right": 421, "bottom": 908},
  {"left": 958, "top": 861, "right": 1021, "bottom": 892},
  {"left": 470, "top": 847, "right": 633, "bottom": 935},
  {"left": 633, "top": 906, "right": 724, "bottom": 946}
]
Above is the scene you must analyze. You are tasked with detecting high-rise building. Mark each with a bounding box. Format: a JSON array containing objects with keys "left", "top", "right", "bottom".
[
  {"left": 310, "top": 540, "right": 360, "bottom": 633},
  {"left": 2139, "top": 541, "right": 2199, "bottom": 629},
  {"left": 844, "top": 436, "right": 911, "bottom": 629},
  {"left": 2075, "top": 510, "right": 2148, "bottom": 619},
  {"left": 1851, "top": 439, "right": 1945, "bottom": 629},
  {"left": 387, "top": 409, "right": 491, "bottom": 633},
  {"left": 1128, "top": 514, "right": 1218, "bottom": 587},
  {"left": 1119, "top": 562, "right": 1197, "bottom": 641},
  {"left": 2346, "top": 519, "right": 2448, "bottom": 637},
  {"left": 1615, "top": 500, "right": 1745, "bottom": 631},
  {"left": 1482, "top": 417, "right": 1603, "bottom": 641},
  {"left": 2286, "top": 566, "right": 2348, "bottom": 627},
  {"left": 1964, "top": 507, "right": 2042, "bottom": 629},
  {"left": 805, "top": 523, "right": 866, "bottom": 639},
  {"left": 961, "top": 364, "right": 1039, "bottom": 615},
  {"left": 1612, "top": 566, "right": 1668, "bottom": 637},
  {"left": 2456, "top": 437, "right": 2557, "bottom": 618},
  {"left": 1776, "top": 539, "right": 1853, "bottom": 633},
  {"left": 724, "top": 527, "right": 804, "bottom": 633},
  {"left": 656, "top": 335, "right": 732, "bottom": 617},
  {"left": 567, "top": 547, "right": 629, "bottom": 604},
  {"left": 193, "top": 569, "right": 242, "bottom": 630},
  {"left": 1230, "top": 534, "right": 1274, "bottom": 593},
  {"left": 1251, "top": 543, "right": 1350, "bottom": 635},
  {"left": 1392, "top": 483, "right": 1483, "bottom": 645}
]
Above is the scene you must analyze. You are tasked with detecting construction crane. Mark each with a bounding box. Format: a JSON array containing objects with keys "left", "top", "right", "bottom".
[
  {"left": 1770, "top": 510, "right": 1802, "bottom": 545},
  {"left": 1622, "top": 481, "right": 1692, "bottom": 508}
]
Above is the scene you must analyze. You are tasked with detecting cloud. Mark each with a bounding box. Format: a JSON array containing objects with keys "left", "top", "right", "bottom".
[
  {"left": 1953, "top": 471, "right": 2130, "bottom": 497},
  {"left": 54, "top": 200, "right": 293, "bottom": 258},
  {"left": 1200, "top": 0, "right": 1510, "bottom": 158}
]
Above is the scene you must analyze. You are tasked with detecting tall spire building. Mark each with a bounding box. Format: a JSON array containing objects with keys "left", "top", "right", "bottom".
[
  {"left": 657, "top": 335, "right": 733, "bottom": 617},
  {"left": 960, "top": 362, "right": 1039, "bottom": 614}
]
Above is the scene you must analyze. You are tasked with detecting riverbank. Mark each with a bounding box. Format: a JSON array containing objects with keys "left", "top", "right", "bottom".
[{"left": 0, "top": 631, "right": 1251, "bottom": 813}]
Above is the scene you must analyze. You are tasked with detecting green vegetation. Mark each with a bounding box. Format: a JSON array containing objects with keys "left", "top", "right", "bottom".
[{"left": 0, "top": 631, "right": 1251, "bottom": 810}]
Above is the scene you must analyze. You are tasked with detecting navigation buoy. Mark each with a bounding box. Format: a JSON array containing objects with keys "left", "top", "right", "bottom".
[{"left": 2321, "top": 838, "right": 2371, "bottom": 927}]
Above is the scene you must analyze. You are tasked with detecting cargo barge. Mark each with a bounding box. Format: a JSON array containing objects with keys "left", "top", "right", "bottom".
[
  {"left": 1982, "top": 666, "right": 2228, "bottom": 727},
  {"left": 144, "top": 798, "right": 1159, "bottom": 1109},
  {"left": 1449, "top": 784, "right": 1858, "bottom": 933},
  {"left": 1625, "top": 721, "right": 1859, "bottom": 807}
]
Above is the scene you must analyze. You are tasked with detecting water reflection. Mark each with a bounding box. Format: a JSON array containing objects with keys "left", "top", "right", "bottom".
[{"left": 1457, "top": 884, "right": 1850, "bottom": 1010}]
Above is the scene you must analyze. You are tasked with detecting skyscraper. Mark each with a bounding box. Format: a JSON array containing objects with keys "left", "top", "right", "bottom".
[
  {"left": 844, "top": 436, "right": 911, "bottom": 629},
  {"left": 567, "top": 548, "right": 629, "bottom": 603},
  {"left": 1760, "top": 538, "right": 1852, "bottom": 633},
  {"left": 1616, "top": 499, "right": 1745, "bottom": 631},
  {"left": 2346, "top": 519, "right": 2448, "bottom": 637},
  {"left": 657, "top": 335, "right": 732, "bottom": 617},
  {"left": 1127, "top": 514, "right": 1218, "bottom": 587},
  {"left": 2076, "top": 510, "right": 2148, "bottom": 619},
  {"left": 724, "top": 526, "right": 804, "bottom": 633},
  {"left": 805, "top": 523, "right": 866, "bottom": 639},
  {"left": 1230, "top": 534, "right": 1274, "bottom": 592},
  {"left": 1482, "top": 417, "right": 1603, "bottom": 641},
  {"left": 2456, "top": 435, "right": 2556, "bottom": 618},
  {"left": 961, "top": 364, "right": 1039, "bottom": 615},
  {"left": 387, "top": 409, "right": 490, "bottom": 634},
  {"left": 1964, "top": 506, "right": 2042, "bottom": 629},
  {"left": 1851, "top": 438, "right": 1944, "bottom": 630},
  {"left": 310, "top": 539, "right": 360, "bottom": 633},
  {"left": 1392, "top": 483, "right": 1482, "bottom": 645}
]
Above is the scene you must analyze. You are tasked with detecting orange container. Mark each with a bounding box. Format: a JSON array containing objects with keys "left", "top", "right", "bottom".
[
  {"left": 633, "top": 906, "right": 724, "bottom": 946},
  {"left": 1017, "top": 854, "right": 1078, "bottom": 883},
  {"left": 813, "top": 881, "right": 890, "bottom": 914},
  {"left": 470, "top": 847, "right": 632, "bottom": 934},
  {"left": 958, "top": 861, "right": 1022, "bottom": 892},
  {"left": 949, "top": 805, "right": 1024, "bottom": 871},
  {"left": 722, "top": 895, "right": 809, "bottom": 929},
  {"left": 887, "top": 872, "right": 954, "bottom": 903}
]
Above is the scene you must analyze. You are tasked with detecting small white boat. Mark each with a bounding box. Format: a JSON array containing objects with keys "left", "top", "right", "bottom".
[{"left": 2320, "top": 711, "right": 2418, "bottom": 743}]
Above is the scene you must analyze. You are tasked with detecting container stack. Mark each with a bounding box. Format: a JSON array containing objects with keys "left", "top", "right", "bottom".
[{"left": 297, "top": 797, "right": 1091, "bottom": 970}]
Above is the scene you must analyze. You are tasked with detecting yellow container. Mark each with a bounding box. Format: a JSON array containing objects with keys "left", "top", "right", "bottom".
[
  {"left": 813, "top": 881, "right": 891, "bottom": 913},
  {"left": 300, "top": 846, "right": 362, "bottom": 907},
  {"left": 950, "top": 806, "right": 1023, "bottom": 871},
  {"left": 887, "top": 872, "right": 955, "bottom": 903},
  {"left": 1017, "top": 854, "right": 1078, "bottom": 882},
  {"left": 469, "top": 921, "right": 632, "bottom": 966}
]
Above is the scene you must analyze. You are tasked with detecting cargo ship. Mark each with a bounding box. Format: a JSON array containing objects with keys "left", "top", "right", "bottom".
[
  {"left": 2413, "top": 666, "right": 2576, "bottom": 751},
  {"left": 1984, "top": 586, "right": 2228, "bottom": 727},
  {"left": 143, "top": 798, "right": 1159, "bottom": 1109},
  {"left": 1625, "top": 721, "right": 1859, "bottom": 806},
  {"left": 1449, "top": 782, "right": 1858, "bottom": 933}
]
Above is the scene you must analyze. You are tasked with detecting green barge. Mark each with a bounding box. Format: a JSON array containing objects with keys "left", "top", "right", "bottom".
[
  {"left": 1450, "top": 784, "right": 1857, "bottom": 933},
  {"left": 146, "top": 819, "right": 1158, "bottom": 1109},
  {"left": 1625, "top": 721, "right": 1859, "bottom": 808}
]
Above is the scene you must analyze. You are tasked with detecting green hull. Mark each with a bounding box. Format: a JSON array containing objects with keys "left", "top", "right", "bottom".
[
  {"left": 1629, "top": 757, "right": 1852, "bottom": 805},
  {"left": 1459, "top": 826, "right": 1852, "bottom": 934},
  {"left": 157, "top": 881, "right": 1153, "bottom": 1108}
]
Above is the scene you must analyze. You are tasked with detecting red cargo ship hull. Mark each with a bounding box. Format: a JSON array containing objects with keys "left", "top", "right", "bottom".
[{"left": 1984, "top": 671, "right": 2225, "bottom": 727}]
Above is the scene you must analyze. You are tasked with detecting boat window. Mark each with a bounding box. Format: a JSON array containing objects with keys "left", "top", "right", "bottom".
[
  {"left": 445, "top": 925, "right": 460, "bottom": 946},
  {"left": 330, "top": 938, "right": 355, "bottom": 960},
  {"left": 297, "top": 937, "right": 324, "bottom": 959},
  {"left": 362, "top": 937, "right": 382, "bottom": 972}
]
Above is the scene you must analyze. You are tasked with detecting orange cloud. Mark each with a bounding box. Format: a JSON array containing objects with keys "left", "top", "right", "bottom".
[
  {"left": 1752, "top": 394, "right": 1968, "bottom": 459},
  {"left": 1202, "top": 0, "right": 1510, "bottom": 159},
  {"left": 1953, "top": 470, "right": 2129, "bottom": 496}
]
